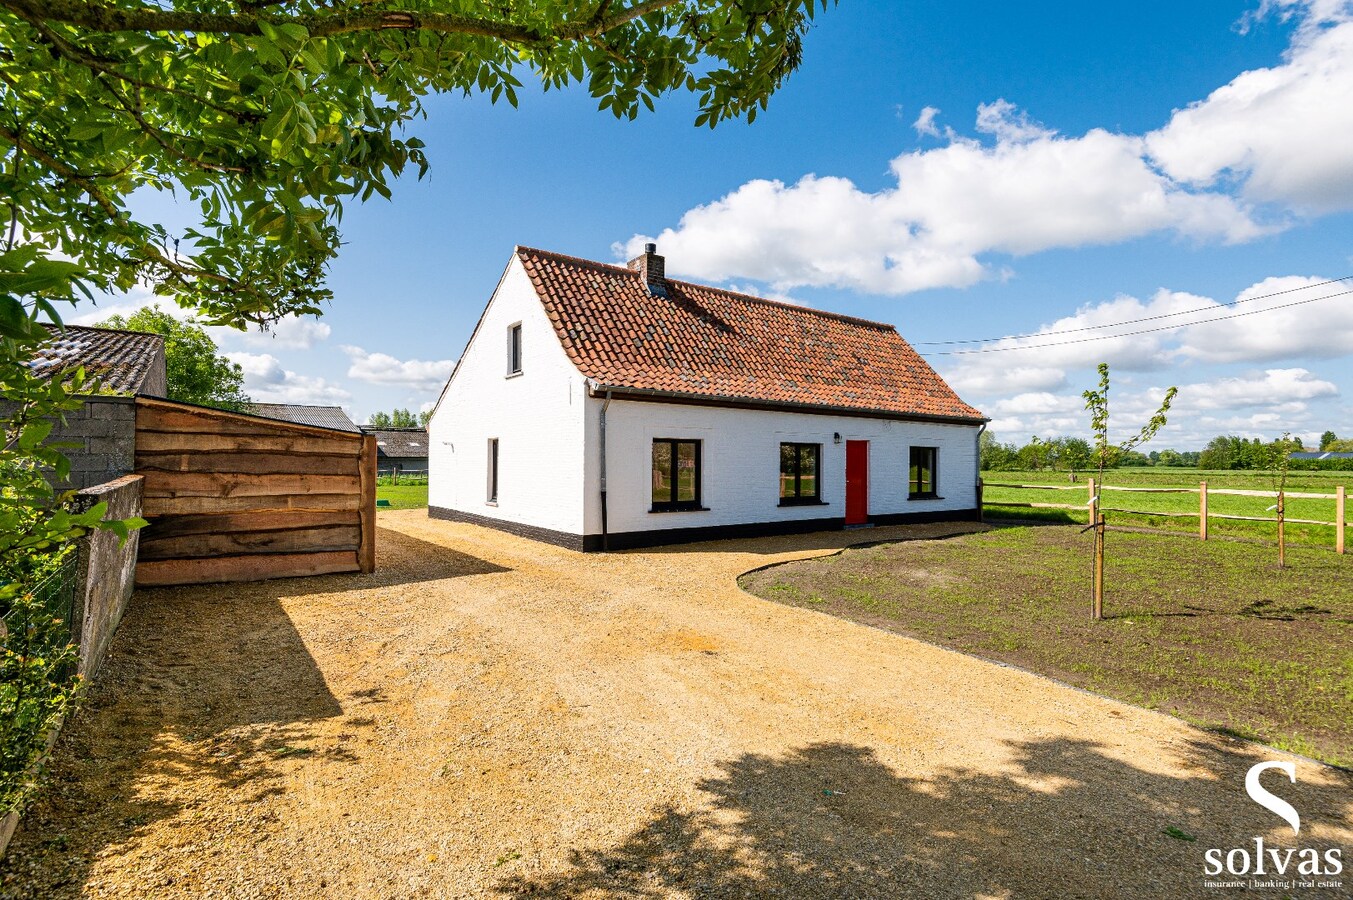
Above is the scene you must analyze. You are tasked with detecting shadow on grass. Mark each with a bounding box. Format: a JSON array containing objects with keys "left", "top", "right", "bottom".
[{"left": 496, "top": 738, "right": 1352, "bottom": 899}]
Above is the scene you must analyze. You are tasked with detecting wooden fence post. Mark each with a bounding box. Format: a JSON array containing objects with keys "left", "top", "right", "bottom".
[
  {"left": 1199, "top": 481, "right": 1208, "bottom": 541},
  {"left": 1337, "top": 486, "right": 1345, "bottom": 556}
]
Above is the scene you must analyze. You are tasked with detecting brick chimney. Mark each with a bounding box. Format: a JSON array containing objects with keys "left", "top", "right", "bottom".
[{"left": 627, "top": 242, "right": 667, "bottom": 296}]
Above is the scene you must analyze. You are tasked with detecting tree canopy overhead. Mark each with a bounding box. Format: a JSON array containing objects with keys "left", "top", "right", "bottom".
[{"left": 2, "top": 0, "right": 831, "bottom": 329}]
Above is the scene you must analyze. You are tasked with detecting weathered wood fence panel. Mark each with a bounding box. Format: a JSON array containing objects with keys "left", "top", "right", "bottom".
[{"left": 134, "top": 397, "right": 376, "bottom": 586}]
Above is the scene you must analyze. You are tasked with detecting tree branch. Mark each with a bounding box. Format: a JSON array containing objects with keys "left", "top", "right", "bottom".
[
  {"left": 0, "top": 125, "right": 122, "bottom": 220},
  {"left": 3, "top": 0, "right": 681, "bottom": 43}
]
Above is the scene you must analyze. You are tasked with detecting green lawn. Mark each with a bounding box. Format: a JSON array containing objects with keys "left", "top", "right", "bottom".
[
  {"left": 983, "top": 468, "right": 1350, "bottom": 549},
  {"left": 376, "top": 483, "right": 428, "bottom": 510},
  {"left": 740, "top": 524, "right": 1353, "bottom": 766}
]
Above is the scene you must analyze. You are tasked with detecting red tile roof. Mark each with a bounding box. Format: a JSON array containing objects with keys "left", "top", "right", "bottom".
[{"left": 516, "top": 247, "right": 985, "bottom": 422}]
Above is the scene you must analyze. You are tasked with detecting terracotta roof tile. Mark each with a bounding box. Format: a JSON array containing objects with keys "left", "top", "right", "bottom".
[{"left": 516, "top": 247, "right": 985, "bottom": 422}]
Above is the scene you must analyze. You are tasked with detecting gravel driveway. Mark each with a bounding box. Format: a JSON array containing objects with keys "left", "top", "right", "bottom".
[{"left": 3, "top": 510, "right": 1350, "bottom": 899}]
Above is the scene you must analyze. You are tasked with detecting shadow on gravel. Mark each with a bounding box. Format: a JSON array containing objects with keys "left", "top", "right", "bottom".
[
  {"left": 498, "top": 739, "right": 1352, "bottom": 899},
  {"left": 0, "top": 525, "right": 511, "bottom": 898}
]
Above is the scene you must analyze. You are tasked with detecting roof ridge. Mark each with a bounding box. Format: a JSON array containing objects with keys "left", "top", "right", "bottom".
[
  {"left": 43, "top": 322, "right": 166, "bottom": 342},
  {"left": 515, "top": 245, "right": 898, "bottom": 332}
]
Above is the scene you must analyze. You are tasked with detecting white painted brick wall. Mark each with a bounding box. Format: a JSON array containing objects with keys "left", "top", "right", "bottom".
[
  {"left": 428, "top": 257, "right": 588, "bottom": 534},
  {"left": 583, "top": 399, "right": 980, "bottom": 536}
]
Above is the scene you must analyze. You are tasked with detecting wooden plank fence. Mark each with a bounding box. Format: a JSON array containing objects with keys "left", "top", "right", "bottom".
[
  {"left": 134, "top": 397, "right": 376, "bottom": 586},
  {"left": 984, "top": 479, "right": 1348, "bottom": 554}
]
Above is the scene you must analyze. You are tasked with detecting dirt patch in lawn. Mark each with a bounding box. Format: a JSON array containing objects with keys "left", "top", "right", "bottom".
[{"left": 741, "top": 524, "right": 1353, "bottom": 767}]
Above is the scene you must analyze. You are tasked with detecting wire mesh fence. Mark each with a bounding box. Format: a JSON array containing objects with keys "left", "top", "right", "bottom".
[{"left": 1, "top": 550, "right": 81, "bottom": 816}]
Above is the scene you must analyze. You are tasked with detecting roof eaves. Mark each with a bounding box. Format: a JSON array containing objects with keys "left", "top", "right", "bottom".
[{"left": 584, "top": 380, "right": 988, "bottom": 425}]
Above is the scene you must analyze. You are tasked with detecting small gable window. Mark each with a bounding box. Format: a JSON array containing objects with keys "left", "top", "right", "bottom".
[
  {"left": 652, "top": 439, "right": 702, "bottom": 512},
  {"left": 909, "top": 446, "right": 938, "bottom": 498},
  {"left": 779, "top": 443, "right": 822, "bottom": 505},
  {"left": 507, "top": 323, "right": 522, "bottom": 375}
]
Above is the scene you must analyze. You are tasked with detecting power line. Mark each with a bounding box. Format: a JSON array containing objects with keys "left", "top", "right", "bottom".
[
  {"left": 915, "top": 276, "right": 1352, "bottom": 347},
  {"left": 921, "top": 287, "right": 1353, "bottom": 356}
]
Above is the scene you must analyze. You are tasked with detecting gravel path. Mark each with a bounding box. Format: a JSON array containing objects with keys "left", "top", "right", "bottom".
[{"left": 3, "top": 510, "right": 1349, "bottom": 899}]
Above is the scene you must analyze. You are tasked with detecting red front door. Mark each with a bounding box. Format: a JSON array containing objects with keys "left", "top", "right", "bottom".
[{"left": 845, "top": 440, "right": 869, "bottom": 525}]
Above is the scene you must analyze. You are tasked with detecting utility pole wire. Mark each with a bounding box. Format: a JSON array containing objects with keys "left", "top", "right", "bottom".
[{"left": 921, "top": 287, "right": 1353, "bottom": 357}]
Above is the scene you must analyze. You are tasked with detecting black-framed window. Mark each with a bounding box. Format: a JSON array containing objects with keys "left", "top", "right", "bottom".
[
  {"left": 507, "top": 323, "right": 522, "bottom": 375},
  {"left": 487, "top": 438, "right": 499, "bottom": 503},
  {"left": 652, "top": 439, "right": 701, "bottom": 511},
  {"left": 779, "top": 442, "right": 822, "bottom": 504},
  {"left": 909, "top": 446, "right": 937, "bottom": 498}
]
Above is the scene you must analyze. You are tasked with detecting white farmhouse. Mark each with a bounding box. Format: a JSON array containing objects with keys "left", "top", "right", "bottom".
[{"left": 428, "top": 244, "right": 987, "bottom": 551}]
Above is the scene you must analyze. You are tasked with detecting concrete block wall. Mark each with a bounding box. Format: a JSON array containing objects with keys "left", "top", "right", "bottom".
[
  {"left": 70, "top": 474, "right": 144, "bottom": 678},
  {"left": 52, "top": 396, "right": 137, "bottom": 490}
]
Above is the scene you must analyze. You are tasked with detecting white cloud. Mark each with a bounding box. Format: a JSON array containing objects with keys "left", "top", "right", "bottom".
[
  {"left": 240, "top": 315, "right": 331, "bottom": 350},
  {"left": 913, "top": 105, "right": 941, "bottom": 138},
  {"left": 1147, "top": 17, "right": 1353, "bottom": 211},
  {"left": 341, "top": 345, "right": 455, "bottom": 392},
  {"left": 939, "top": 274, "right": 1350, "bottom": 447},
  {"left": 620, "top": 9, "right": 1353, "bottom": 297},
  {"left": 1177, "top": 367, "right": 1338, "bottom": 411},
  {"left": 1177, "top": 276, "right": 1353, "bottom": 363},
  {"left": 944, "top": 364, "right": 1068, "bottom": 396},
  {"left": 229, "top": 352, "right": 352, "bottom": 406},
  {"left": 624, "top": 117, "right": 1265, "bottom": 296},
  {"left": 974, "top": 99, "right": 1054, "bottom": 143}
]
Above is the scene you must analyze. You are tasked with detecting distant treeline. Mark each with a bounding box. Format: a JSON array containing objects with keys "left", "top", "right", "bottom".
[{"left": 981, "top": 432, "right": 1353, "bottom": 472}]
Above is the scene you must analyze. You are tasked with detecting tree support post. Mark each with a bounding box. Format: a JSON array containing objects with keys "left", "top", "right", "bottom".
[
  {"left": 1199, "top": 481, "right": 1208, "bottom": 541},
  {"left": 1337, "top": 486, "right": 1346, "bottom": 556},
  {"left": 1277, "top": 491, "right": 1286, "bottom": 569}
]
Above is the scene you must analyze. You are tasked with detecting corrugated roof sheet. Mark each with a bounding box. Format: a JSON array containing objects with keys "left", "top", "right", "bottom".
[
  {"left": 31, "top": 324, "right": 164, "bottom": 395},
  {"left": 247, "top": 403, "right": 361, "bottom": 433},
  {"left": 516, "top": 247, "right": 985, "bottom": 422}
]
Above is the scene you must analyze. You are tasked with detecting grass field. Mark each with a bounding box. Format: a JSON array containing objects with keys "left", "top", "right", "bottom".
[
  {"left": 740, "top": 524, "right": 1353, "bottom": 766},
  {"left": 983, "top": 468, "right": 1350, "bottom": 549},
  {"left": 376, "top": 483, "right": 428, "bottom": 509}
]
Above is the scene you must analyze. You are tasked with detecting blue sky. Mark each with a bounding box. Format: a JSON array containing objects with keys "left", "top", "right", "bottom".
[{"left": 82, "top": 0, "right": 1353, "bottom": 448}]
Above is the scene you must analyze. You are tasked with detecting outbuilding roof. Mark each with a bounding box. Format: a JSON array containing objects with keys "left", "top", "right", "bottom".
[
  {"left": 31, "top": 324, "right": 165, "bottom": 395},
  {"left": 515, "top": 246, "right": 985, "bottom": 422},
  {"left": 363, "top": 427, "right": 429, "bottom": 459},
  {"left": 247, "top": 403, "right": 361, "bottom": 433}
]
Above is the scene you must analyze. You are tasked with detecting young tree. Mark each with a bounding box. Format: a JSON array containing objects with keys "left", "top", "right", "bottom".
[
  {"left": 1081, "top": 364, "right": 1178, "bottom": 619},
  {"left": 367, "top": 407, "right": 418, "bottom": 428},
  {"left": 1263, "top": 433, "right": 1303, "bottom": 569},
  {"left": 99, "top": 306, "right": 249, "bottom": 410}
]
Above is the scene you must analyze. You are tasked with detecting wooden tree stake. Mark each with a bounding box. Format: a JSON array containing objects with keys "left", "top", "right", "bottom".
[
  {"left": 1093, "top": 511, "right": 1105, "bottom": 620},
  {"left": 1337, "top": 486, "right": 1346, "bottom": 556},
  {"left": 1199, "top": 481, "right": 1208, "bottom": 541},
  {"left": 1277, "top": 491, "right": 1286, "bottom": 570}
]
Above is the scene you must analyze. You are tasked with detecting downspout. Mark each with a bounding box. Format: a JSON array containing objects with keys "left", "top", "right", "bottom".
[
  {"left": 975, "top": 421, "right": 987, "bottom": 523},
  {"left": 599, "top": 389, "right": 612, "bottom": 552}
]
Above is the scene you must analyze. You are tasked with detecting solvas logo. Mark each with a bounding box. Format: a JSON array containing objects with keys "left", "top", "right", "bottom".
[{"left": 1202, "top": 761, "right": 1344, "bottom": 890}]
